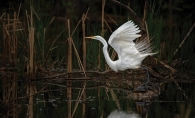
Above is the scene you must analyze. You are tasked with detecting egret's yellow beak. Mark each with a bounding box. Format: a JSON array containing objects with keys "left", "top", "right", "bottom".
[{"left": 85, "top": 36, "right": 95, "bottom": 39}]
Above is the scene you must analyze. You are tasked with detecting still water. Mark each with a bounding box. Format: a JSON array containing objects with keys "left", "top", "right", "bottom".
[{"left": 0, "top": 72, "right": 195, "bottom": 118}]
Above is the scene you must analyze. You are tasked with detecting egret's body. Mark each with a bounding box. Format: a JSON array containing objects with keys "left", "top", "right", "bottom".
[{"left": 86, "top": 20, "right": 156, "bottom": 74}]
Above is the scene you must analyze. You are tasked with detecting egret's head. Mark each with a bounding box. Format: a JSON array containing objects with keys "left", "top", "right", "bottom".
[
  {"left": 85, "top": 36, "right": 102, "bottom": 40},
  {"left": 85, "top": 35, "right": 107, "bottom": 46}
]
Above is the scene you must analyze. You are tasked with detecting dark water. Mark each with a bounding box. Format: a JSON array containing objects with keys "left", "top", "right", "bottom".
[{"left": 0, "top": 73, "right": 195, "bottom": 118}]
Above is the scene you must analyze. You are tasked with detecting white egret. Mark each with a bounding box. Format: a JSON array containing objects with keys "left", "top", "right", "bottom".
[{"left": 86, "top": 20, "right": 157, "bottom": 84}]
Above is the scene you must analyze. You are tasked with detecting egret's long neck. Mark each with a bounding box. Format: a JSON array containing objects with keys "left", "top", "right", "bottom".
[{"left": 97, "top": 37, "right": 117, "bottom": 72}]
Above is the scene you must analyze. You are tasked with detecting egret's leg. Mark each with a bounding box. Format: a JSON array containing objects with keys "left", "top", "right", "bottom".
[
  {"left": 134, "top": 66, "right": 160, "bottom": 92},
  {"left": 134, "top": 66, "right": 151, "bottom": 92},
  {"left": 140, "top": 66, "right": 150, "bottom": 84}
]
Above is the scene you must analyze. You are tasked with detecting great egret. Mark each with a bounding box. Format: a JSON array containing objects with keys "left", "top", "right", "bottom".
[{"left": 86, "top": 20, "right": 156, "bottom": 84}]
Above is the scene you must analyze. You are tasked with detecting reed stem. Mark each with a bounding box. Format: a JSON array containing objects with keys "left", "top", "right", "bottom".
[{"left": 67, "top": 19, "right": 72, "bottom": 118}]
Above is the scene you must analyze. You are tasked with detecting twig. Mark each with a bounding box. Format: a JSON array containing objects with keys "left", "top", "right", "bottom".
[
  {"left": 110, "top": 0, "right": 145, "bottom": 31},
  {"left": 145, "top": 21, "right": 150, "bottom": 45},
  {"left": 153, "top": 58, "right": 177, "bottom": 73},
  {"left": 42, "top": 29, "right": 65, "bottom": 66},
  {"left": 0, "top": 12, "right": 5, "bottom": 20},
  {"left": 173, "top": 21, "right": 195, "bottom": 56},
  {"left": 105, "top": 12, "right": 117, "bottom": 26}
]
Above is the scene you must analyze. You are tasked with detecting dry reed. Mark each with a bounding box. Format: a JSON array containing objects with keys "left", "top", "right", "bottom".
[{"left": 67, "top": 19, "right": 72, "bottom": 118}]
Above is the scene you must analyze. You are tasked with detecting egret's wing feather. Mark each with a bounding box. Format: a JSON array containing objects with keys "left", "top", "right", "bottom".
[
  {"left": 103, "top": 20, "right": 157, "bottom": 70},
  {"left": 108, "top": 20, "right": 141, "bottom": 59},
  {"left": 107, "top": 20, "right": 157, "bottom": 70},
  {"left": 135, "top": 37, "right": 157, "bottom": 55}
]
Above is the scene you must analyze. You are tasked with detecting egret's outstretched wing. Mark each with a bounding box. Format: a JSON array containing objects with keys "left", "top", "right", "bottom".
[
  {"left": 108, "top": 20, "right": 141, "bottom": 59},
  {"left": 107, "top": 20, "right": 157, "bottom": 70}
]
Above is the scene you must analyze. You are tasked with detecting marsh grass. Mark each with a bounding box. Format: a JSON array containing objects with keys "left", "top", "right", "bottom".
[{"left": 0, "top": 0, "right": 195, "bottom": 118}]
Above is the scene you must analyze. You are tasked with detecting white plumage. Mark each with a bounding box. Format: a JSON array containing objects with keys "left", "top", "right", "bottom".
[
  {"left": 107, "top": 110, "right": 140, "bottom": 118},
  {"left": 86, "top": 20, "right": 156, "bottom": 72}
]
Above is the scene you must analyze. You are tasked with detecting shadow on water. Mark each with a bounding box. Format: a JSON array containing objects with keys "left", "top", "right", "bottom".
[{"left": 0, "top": 71, "right": 195, "bottom": 118}]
